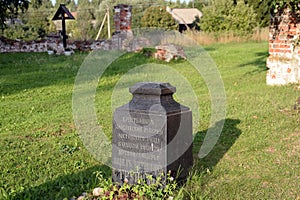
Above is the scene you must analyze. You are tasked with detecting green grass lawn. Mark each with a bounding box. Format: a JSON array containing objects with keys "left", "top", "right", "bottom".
[{"left": 0, "top": 41, "right": 299, "bottom": 199}]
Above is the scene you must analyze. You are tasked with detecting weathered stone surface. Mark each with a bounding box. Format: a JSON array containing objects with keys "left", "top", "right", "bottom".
[
  {"left": 0, "top": 36, "right": 150, "bottom": 53},
  {"left": 267, "top": 7, "right": 300, "bottom": 85},
  {"left": 112, "top": 82, "right": 193, "bottom": 185}
]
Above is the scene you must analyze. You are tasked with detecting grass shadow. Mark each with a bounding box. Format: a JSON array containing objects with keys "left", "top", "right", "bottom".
[
  {"left": 97, "top": 51, "right": 185, "bottom": 92},
  {"left": 203, "top": 47, "right": 216, "bottom": 52},
  {"left": 193, "top": 118, "right": 242, "bottom": 171},
  {"left": 238, "top": 51, "right": 269, "bottom": 74},
  {"left": 10, "top": 165, "right": 111, "bottom": 200},
  {"left": 0, "top": 52, "right": 88, "bottom": 95}
]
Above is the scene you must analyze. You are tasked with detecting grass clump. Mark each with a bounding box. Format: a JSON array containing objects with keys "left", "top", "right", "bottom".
[
  {"left": 185, "top": 28, "right": 269, "bottom": 45},
  {"left": 78, "top": 171, "right": 177, "bottom": 200}
]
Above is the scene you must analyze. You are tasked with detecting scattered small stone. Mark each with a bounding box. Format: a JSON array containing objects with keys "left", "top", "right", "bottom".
[
  {"left": 76, "top": 196, "right": 85, "bottom": 200},
  {"left": 124, "top": 178, "right": 129, "bottom": 183},
  {"left": 92, "top": 187, "right": 104, "bottom": 197},
  {"left": 81, "top": 192, "right": 87, "bottom": 197},
  {"left": 293, "top": 97, "right": 300, "bottom": 113}
]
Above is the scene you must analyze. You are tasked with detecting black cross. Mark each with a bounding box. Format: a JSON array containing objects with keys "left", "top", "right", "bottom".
[{"left": 52, "top": 4, "right": 75, "bottom": 49}]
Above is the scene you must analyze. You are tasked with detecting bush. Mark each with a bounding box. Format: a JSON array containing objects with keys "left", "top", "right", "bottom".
[
  {"left": 140, "top": 6, "right": 177, "bottom": 30},
  {"left": 200, "top": 0, "right": 257, "bottom": 37}
]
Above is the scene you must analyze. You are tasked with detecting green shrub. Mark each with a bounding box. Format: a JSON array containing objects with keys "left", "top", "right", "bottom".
[
  {"left": 200, "top": 0, "right": 257, "bottom": 37},
  {"left": 140, "top": 6, "right": 177, "bottom": 30}
]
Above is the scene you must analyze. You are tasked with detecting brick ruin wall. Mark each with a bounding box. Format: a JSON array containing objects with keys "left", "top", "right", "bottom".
[
  {"left": 0, "top": 37, "right": 114, "bottom": 53},
  {"left": 0, "top": 36, "right": 149, "bottom": 53},
  {"left": 267, "top": 8, "right": 300, "bottom": 85}
]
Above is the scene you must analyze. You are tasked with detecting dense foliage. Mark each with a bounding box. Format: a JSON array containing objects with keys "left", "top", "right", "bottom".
[
  {"left": 245, "top": 0, "right": 300, "bottom": 27},
  {"left": 0, "top": 0, "right": 30, "bottom": 32},
  {"left": 244, "top": 0, "right": 273, "bottom": 27},
  {"left": 3, "top": 0, "right": 53, "bottom": 41},
  {"left": 140, "top": 6, "right": 177, "bottom": 30},
  {"left": 200, "top": 0, "right": 257, "bottom": 36}
]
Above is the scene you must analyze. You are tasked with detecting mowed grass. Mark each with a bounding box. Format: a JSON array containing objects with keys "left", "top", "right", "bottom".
[{"left": 0, "top": 41, "right": 299, "bottom": 199}]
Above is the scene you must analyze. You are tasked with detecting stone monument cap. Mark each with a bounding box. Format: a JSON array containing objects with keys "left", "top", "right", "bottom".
[{"left": 129, "top": 82, "right": 176, "bottom": 95}]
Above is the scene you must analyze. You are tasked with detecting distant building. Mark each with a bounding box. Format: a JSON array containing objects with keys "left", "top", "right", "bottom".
[{"left": 167, "top": 6, "right": 203, "bottom": 32}]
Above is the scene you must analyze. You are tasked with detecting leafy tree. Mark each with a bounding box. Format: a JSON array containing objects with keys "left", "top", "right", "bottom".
[
  {"left": 129, "top": 0, "right": 166, "bottom": 29},
  {"left": 68, "top": 0, "right": 77, "bottom": 12},
  {"left": 78, "top": 0, "right": 90, "bottom": 7},
  {"left": 3, "top": 0, "right": 55, "bottom": 40},
  {"left": 200, "top": 0, "right": 257, "bottom": 36},
  {"left": 71, "top": 0, "right": 96, "bottom": 40},
  {"left": 270, "top": 0, "right": 300, "bottom": 16},
  {"left": 55, "top": 0, "right": 72, "bottom": 7},
  {"left": 140, "top": 6, "right": 177, "bottom": 30},
  {"left": 243, "top": 0, "right": 300, "bottom": 27},
  {"left": 167, "top": 0, "right": 184, "bottom": 8},
  {"left": 41, "top": 0, "right": 54, "bottom": 9},
  {"left": 188, "top": 0, "right": 210, "bottom": 10},
  {"left": 30, "top": 0, "right": 45, "bottom": 8},
  {"left": 0, "top": 0, "right": 30, "bottom": 32},
  {"left": 270, "top": 0, "right": 299, "bottom": 8},
  {"left": 3, "top": 3, "right": 52, "bottom": 40},
  {"left": 243, "top": 0, "right": 272, "bottom": 27}
]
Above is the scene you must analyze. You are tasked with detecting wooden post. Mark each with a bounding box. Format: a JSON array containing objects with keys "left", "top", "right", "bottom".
[
  {"left": 61, "top": 13, "right": 67, "bottom": 49},
  {"left": 107, "top": 7, "right": 111, "bottom": 39},
  {"left": 95, "top": 12, "right": 107, "bottom": 40}
]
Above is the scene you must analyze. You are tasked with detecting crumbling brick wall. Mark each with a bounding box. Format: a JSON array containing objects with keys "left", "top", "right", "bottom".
[
  {"left": 267, "top": 7, "right": 300, "bottom": 85},
  {"left": 114, "top": 4, "right": 132, "bottom": 34}
]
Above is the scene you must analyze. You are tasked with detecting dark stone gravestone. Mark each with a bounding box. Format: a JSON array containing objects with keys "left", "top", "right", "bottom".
[{"left": 112, "top": 82, "right": 193, "bottom": 185}]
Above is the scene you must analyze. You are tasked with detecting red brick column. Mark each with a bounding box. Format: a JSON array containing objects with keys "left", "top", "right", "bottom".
[
  {"left": 114, "top": 4, "right": 132, "bottom": 34},
  {"left": 267, "top": 7, "right": 300, "bottom": 85}
]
